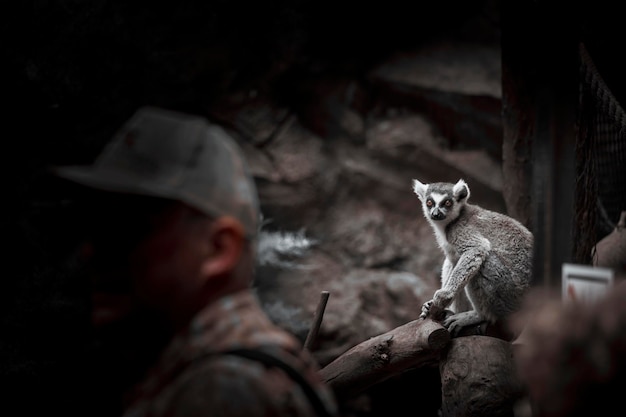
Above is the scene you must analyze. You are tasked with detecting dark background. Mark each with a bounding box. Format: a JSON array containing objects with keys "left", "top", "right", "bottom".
[
  {"left": 2, "top": 2, "right": 499, "bottom": 415},
  {"left": 2, "top": 1, "right": 625, "bottom": 415}
]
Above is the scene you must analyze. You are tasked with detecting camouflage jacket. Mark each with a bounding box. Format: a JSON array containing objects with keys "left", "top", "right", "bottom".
[{"left": 121, "top": 289, "right": 338, "bottom": 417}]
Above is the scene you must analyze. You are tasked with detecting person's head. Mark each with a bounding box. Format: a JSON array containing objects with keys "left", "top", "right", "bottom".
[{"left": 52, "top": 106, "right": 261, "bottom": 334}]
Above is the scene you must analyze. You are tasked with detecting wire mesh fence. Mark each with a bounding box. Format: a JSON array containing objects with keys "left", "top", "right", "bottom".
[{"left": 575, "top": 44, "right": 626, "bottom": 264}]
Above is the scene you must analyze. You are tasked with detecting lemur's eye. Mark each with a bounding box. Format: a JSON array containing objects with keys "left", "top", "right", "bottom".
[
  {"left": 426, "top": 199, "right": 433, "bottom": 207},
  {"left": 444, "top": 199, "right": 452, "bottom": 207}
]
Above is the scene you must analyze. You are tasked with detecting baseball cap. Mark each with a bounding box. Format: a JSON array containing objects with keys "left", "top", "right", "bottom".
[{"left": 51, "top": 106, "right": 260, "bottom": 238}]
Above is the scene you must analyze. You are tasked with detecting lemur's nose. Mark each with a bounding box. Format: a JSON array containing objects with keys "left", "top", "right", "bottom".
[{"left": 431, "top": 209, "right": 445, "bottom": 220}]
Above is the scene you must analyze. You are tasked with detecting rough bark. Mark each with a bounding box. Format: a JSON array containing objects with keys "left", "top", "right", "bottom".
[
  {"left": 439, "top": 336, "right": 525, "bottom": 417},
  {"left": 319, "top": 317, "right": 450, "bottom": 399}
]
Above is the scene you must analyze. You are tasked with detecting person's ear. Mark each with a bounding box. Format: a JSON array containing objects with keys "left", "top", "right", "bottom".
[{"left": 201, "top": 216, "right": 245, "bottom": 278}]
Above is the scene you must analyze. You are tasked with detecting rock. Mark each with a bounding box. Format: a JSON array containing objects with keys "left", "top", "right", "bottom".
[{"left": 369, "top": 41, "right": 503, "bottom": 161}]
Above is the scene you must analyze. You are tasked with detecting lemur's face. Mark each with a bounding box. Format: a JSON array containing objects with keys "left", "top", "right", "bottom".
[
  {"left": 412, "top": 179, "right": 469, "bottom": 224},
  {"left": 424, "top": 189, "right": 455, "bottom": 221}
]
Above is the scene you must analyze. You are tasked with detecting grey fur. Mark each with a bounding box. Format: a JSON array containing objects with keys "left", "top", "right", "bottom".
[{"left": 412, "top": 178, "right": 533, "bottom": 336}]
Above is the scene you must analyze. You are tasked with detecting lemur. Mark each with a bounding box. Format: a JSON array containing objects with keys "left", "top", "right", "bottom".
[{"left": 412, "top": 178, "right": 533, "bottom": 336}]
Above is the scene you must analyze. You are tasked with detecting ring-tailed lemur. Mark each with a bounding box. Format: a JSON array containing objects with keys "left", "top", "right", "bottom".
[{"left": 412, "top": 178, "right": 533, "bottom": 336}]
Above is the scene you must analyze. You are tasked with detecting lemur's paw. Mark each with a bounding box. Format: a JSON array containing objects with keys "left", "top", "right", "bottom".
[
  {"left": 420, "top": 300, "right": 454, "bottom": 322},
  {"left": 420, "top": 299, "right": 434, "bottom": 319},
  {"left": 443, "top": 317, "right": 466, "bottom": 337},
  {"left": 443, "top": 312, "right": 484, "bottom": 336}
]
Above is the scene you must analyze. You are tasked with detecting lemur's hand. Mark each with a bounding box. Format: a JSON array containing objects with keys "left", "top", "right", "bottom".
[
  {"left": 420, "top": 299, "right": 434, "bottom": 319},
  {"left": 421, "top": 297, "right": 454, "bottom": 322}
]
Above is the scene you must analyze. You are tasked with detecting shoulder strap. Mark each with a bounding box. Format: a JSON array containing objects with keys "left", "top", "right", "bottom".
[{"left": 222, "top": 348, "right": 334, "bottom": 417}]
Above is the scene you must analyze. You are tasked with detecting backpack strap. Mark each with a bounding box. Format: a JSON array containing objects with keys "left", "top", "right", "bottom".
[{"left": 221, "top": 348, "right": 334, "bottom": 417}]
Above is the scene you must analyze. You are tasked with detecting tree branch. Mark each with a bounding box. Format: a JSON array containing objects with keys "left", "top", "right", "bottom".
[{"left": 319, "top": 317, "right": 450, "bottom": 399}]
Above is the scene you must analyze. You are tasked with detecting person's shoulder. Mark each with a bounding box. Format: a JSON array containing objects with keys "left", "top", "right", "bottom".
[{"left": 162, "top": 350, "right": 336, "bottom": 417}]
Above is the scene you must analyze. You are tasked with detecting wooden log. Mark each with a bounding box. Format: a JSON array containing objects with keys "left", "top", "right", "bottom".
[
  {"left": 319, "top": 317, "right": 450, "bottom": 399},
  {"left": 439, "top": 336, "right": 525, "bottom": 417}
]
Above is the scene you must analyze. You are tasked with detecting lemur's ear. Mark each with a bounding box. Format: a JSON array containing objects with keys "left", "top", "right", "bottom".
[
  {"left": 453, "top": 179, "right": 470, "bottom": 201},
  {"left": 412, "top": 179, "right": 427, "bottom": 200}
]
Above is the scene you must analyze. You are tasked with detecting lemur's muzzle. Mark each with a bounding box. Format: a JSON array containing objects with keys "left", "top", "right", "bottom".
[{"left": 431, "top": 208, "right": 445, "bottom": 221}]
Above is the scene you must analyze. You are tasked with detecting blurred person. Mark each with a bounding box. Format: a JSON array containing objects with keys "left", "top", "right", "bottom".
[
  {"left": 51, "top": 106, "right": 338, "bottom": 417},
  {"left": 512, "top": 282, "right": 626, "bottom": 417}
]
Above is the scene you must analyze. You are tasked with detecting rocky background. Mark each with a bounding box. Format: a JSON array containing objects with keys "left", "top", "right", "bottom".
[
  {"left": 249, "top": 36, "right": 505, "bottom": 414},
  {"left": 3, "top": 1, "right": 506, "bottom": 416}
]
